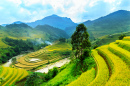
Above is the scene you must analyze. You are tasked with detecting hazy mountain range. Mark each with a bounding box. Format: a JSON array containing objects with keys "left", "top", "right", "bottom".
[
  {"left": 65, "top": 10, "right": 130, "bottom": 39},
  {"left": 1, "top": 10, "right": 130, "bottom": 41}
]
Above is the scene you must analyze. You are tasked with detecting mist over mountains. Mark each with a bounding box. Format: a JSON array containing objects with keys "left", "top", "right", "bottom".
[{"left": 1, "top": 10, "right": 130, "bottom": 41}]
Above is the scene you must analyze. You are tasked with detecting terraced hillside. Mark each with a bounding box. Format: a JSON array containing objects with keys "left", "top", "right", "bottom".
[
  {"left": 68, "top": 36, "right": 130, "bottom": 86},
  {"left": 13, "top": 42, "right": 72, "bottom": 70},
  {"left": 0, "top": 66, "right": 28, "bottom": 86},
  {"left": 92, "top": 31, "right": 130, "bottom": 47}
]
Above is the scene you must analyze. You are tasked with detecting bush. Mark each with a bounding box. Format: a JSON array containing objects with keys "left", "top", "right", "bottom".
[
  {"left": 93, "top": 44, "right": 98, "bottom": 49},
  {"left": 59, "top": 38, "right": 66, "bottom": 42},
  {"left": 12, "top": 57, "right": 16, "bottom": 64},
  {"left": 118, "top": 34, "right": 126, "bottom": 40},
  {"left": 25, "top": 73, "right": 41, "bottom": 86},
  {"left": 44, "top": 67, "right": 59, "bottom": 81}
]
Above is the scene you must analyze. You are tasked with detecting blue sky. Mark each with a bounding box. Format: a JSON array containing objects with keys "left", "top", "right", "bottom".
[{"left": 0, "top": 0, "right": 129, "bottom": 24}]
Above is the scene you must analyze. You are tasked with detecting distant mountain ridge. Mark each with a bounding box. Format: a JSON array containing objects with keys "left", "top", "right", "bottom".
[
  {"left": 1, "top": 10, "right": 130, "bottom": 41},
  {"left": 0, "top": 23, "right": 69, "bottom": 41},
  {"left": 27, "top": 14, "right": 77, "bottom": 30},
  {"left": 65, "top": 10, "right": 130, "bottom": 40},
  {"left": 1, "top": 14, "right": 77, "bottom": 30}
]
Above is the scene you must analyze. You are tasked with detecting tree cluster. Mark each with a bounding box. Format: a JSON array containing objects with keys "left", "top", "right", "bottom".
[
  {"left": 25, "top": 67, "right": 59, "bottom": 86},
  {"left": 71, "top": 24, "right": 91, "bottom": 63},
  {"left": 0, "top": 37, "right": 48, "bottom": 64},
  {"left": 118, "top": 34, "right": 126, "bottom": 40}
]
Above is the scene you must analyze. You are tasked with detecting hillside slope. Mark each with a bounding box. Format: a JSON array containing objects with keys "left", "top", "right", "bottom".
[
  {"left": 65, "top": 10, "right": 130, "bottom": 39},
  {"left": 0, "top": 23, "right": 69, "bottom": 42},
  {"left": 35, "top": 25, "right": 69, "bottom": 40},
  {"left": 13, "top": 42, "right": 72, "bottom": 71},
  {"left": 92, "top": 31, "right": 130, "bottom": 47},
  {"left": 0, "top": 66, "right": 28, "bottom": 86},
  {"left": 67, "top": 36, "right": 130, "bottom": 86}
]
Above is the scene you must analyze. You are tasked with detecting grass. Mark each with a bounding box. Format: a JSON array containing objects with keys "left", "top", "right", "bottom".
[
  {"left": 7, "top": 36, "right": 30, "bottom": 40},
  {"left": 123, "top": 36, "right": 130, "bottom": 41},
  {"left": 18, "top": 70, "right": 29, "bottom": 81},
  {"left": 2, "top": 68, "right": 14, "bottom": 84},
  {"left": 108, "top": 43, "right": 130, "bottom": 67},
  {"left": 41, "top": 56, "right": 95, "bottom": 86},
  {"left": 91, "top": 31, "right": 130, "bottom": 48},
  {"left": 13, "top": 42, "right": 72, "bottom": 71},
  {"left": 0, "top": 37, "right": 9, "bottom": 48},
  {"left": 0, "top": 67, "right": 9, "bottom": 79},
  {"left": 0, "top": 66, "right": 28, "bottom": 86},
  {"left": 0, "top": 66, "right": 3, "bottom": 74},
  {"left": 2, "top": 69, "right": 18, "bottom": 86},
  {"left": 33, "top": 36, "right": 130, "bottom": 86},
  {"left": 67, "top": 68, "right": 95, "bottom": 86},
  {"left": 115, "top": 40, "right": 130, "bottom": 51},
  {"left": 46, "top": 42, "right": 72, "bottom": 51},
  {"left": 41, "top": 63, "right": 77, "bottom": 86},
  {"left": 87, "top": 50, "right": 109, "bottom": 86},
  {"left": 97, "top": 45, "right": 130, "bottom": 86}
]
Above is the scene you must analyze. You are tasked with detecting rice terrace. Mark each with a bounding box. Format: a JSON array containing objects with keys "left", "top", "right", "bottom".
[{"left": 0, "top": 0, "right": 130, "bottom": 86}]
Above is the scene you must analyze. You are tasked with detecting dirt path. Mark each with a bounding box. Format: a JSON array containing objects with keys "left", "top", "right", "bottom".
[
  {"left": 35, "top": 58, "right": 70, "bottom": 73},
  {"left": 2, "top": 55, "right": 24, "bottom": 67}
]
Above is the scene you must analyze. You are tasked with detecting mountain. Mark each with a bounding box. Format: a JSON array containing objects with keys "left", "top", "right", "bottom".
[
  {"left": 35, "top": 25, "right": 69, "bottom": 40},
  {"left": 65, "top": 10, "right": 130, "bottom": 40},
  {"left": 13, "top": 21, "right": 23, "bottom": 24},
  {"left": 27, "top": 14, "right": 77, "bottom": 30},
  {"left": 1, "top": 21, "right": 24, "bottom": 27},
  {"left": 0, "top": 23, "right": 69, "bottom": 41},
  {"left": 5, "top": 23, "right": 33, "bottom": 37}
]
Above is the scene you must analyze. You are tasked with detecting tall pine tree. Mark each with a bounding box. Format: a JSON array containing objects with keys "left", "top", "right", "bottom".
[{"left": 71, "top": 24, "right": 91, "bottom": 63}]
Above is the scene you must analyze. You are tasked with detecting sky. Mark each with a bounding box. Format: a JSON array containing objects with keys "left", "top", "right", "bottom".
[{"left": 0, "top": 0, "right": 130, "bottom": 24}]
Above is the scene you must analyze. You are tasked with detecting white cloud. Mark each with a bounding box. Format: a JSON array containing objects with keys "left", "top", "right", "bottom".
[
  {"left": 0, "top": 7, "right": 3, "bottom": 10},
  {"left": 104, "top": 0, "right": 116, "bottom": 3},
  {"left": 89, "top": 0, "right": 99, "bottom": 7},
  {"left": 0, "top": 0, "right": 129, "bottom": 24},
  {"left": 7, "top": 0, "right": 22, "bottom": 6},
  {"left": 117, "top": 1, "right": 121, "bottom": 5},
  {"left": 23, "top": 0, "right": 42, "bottom": 6},
  {"left": 19, "top": 8, "right": 31, "bottom": 15},
  {"left": 47, "top": 0, "right": 90, "bottom": 22}
]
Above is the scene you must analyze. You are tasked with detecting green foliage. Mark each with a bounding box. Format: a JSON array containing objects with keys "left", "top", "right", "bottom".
[
  {"left": 0, "top": 77, "right": 4, "bottom": 83},
  {"left": 93, "top": 44, "right": 98, "bottom": 49},
  {"left": 35, "top": 25, "right": 69, "bottom": 41},
  {"left": 44, "top": 67, "right": 59, "bottom": 81},
  {"left": 68, "top": 68, "right": 96, "bottom": 86},
  {"left": 91, "top": 31, "right": 130, "bottom": 47},
  {"left": 59, "top": 38, "right": 66, "bottom": 42},
  {"left": 41, "top": 57, "right": 95, "bottom": 86},
  {"left": 59, "top": 50, "right": 72, "bottom": 58},
  {"left": 119, "top": 34, "right": 126, "bottom": 40},
  {"left": 0, "top": 37, "right": 48, "bottom": 64},
  {"left": 25, "top": 73, "right": 41, "bottom": 86},
  {"left": 12, "top": 57, "right": 16, "bottom": 64},
  {"left": 71, "top": 24, "right": 91, "bottom": 63}
]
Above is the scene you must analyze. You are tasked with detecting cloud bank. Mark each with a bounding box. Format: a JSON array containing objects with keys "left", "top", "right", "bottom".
[{"left": 0, "top": 0, "right": 129, "bottom": 24}]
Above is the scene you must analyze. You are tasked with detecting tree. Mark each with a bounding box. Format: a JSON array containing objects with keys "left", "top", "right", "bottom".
[
  {"left": 71, "top": 24, "right": 91, "bottom": 63},
  {"left": 12, "top": 57, "right": 16, "bottom": 64},
  {"left": 25, "top": 73, "right": 41, "bottom": 86},
  {"left": 119, "top": 34, "right": 126, "bottom": 40},
  {"left": 59, "top": 38, "right": 66, "bottom": 42},
  {"left": 0, "top": 77, "right": 4, "bottom": 83}
]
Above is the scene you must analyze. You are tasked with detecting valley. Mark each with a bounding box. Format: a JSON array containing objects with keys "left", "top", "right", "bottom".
[{"left": 0, "top": 9, "right": 130, "bottom": 86}]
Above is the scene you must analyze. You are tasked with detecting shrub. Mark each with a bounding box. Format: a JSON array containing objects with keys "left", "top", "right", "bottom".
[
  {"left": 93, "top": 44, "right": 98, "bottom": 49},
  {"left": 25, "top": 73, "right": 41, "bottom": 86},
  {"left": 118, "top": 34, "right": 126, "bottom": 40}
]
